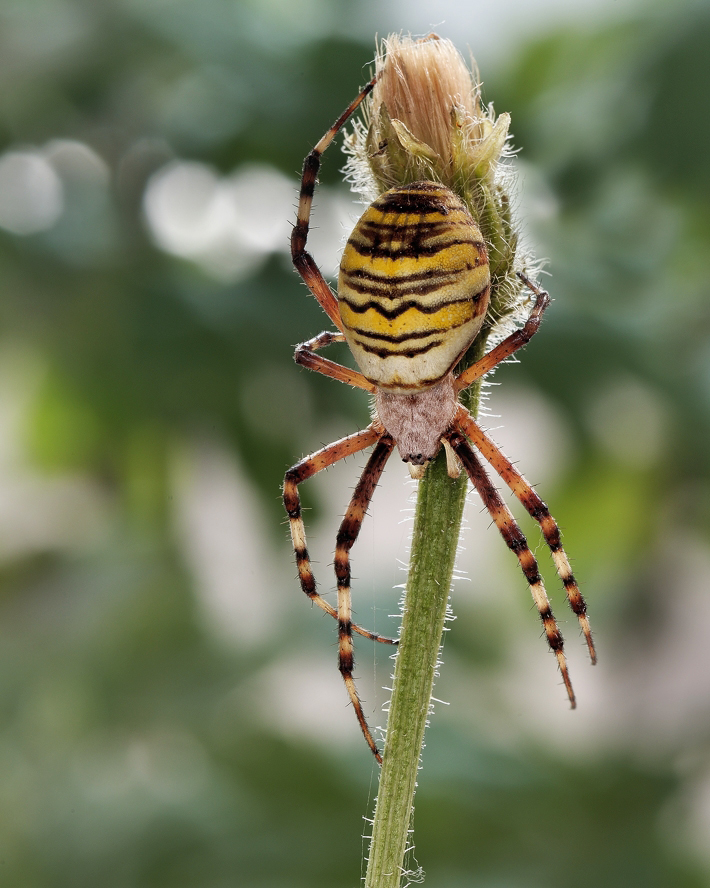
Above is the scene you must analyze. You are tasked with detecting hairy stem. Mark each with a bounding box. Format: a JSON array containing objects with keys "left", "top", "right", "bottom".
[{"left": 365, "top": 371, "right": 484, "bottom": 888}]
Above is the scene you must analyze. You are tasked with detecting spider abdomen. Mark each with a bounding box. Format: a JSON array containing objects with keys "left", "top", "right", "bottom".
[{"left": 338, "top": 181, "right": 490, "bottom": 394}]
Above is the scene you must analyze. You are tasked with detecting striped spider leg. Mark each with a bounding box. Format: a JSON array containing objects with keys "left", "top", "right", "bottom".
[
  {"left": 290, "top": 77, "right": 376, "bottom": 333},
  {"left": 293, "top": 330, "right": 377, "bottom": 393},
  {"left": 453, "top": 409, "right": 596, "bottom": 667},
  {"left": 283, "top": 426, "right": 397, "bottom": 763},
  {"left": 446, "top": 429, "right": 577, "bottom": 704},
  {"left": 445, "top": 277, "right": 596, "bottom": 705}
]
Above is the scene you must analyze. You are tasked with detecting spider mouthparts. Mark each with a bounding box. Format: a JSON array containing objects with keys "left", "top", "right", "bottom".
[{"left": 408, "top": 462, "right": 428, "bottom": 480}]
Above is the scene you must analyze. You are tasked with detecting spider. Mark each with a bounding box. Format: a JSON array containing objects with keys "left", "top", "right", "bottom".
[{"left": 283, "top": 78, "right": 596, "bottom": 763}]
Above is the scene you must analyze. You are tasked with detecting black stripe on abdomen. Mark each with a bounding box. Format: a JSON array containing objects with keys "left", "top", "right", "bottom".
[
  {"left": 339, "top": 294, "right": 471, "bottom": 320},
  {"left": 347, "top": 238, "right": 484, "bottom": 259},
  {"left": 352, "top": 338, "right": 446, "bottom": 358}
]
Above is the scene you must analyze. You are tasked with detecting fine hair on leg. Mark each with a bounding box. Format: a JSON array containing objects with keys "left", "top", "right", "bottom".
[
  {"left": 455, "top": 274, "right": 550, "bottom": 393},
  {"left": 445, "top": 428, "right": 577, "bottom": 706},
  {"left": 283, "top": 425, "right": 397, "bottom": 645},
  {"left": 294, "top": 331, "right": 376, "bottom": 393},
  {"left": 291, "top": 79, "right": 377, "bottom": 330},
  {"left": 334, "top": 434, "right": 396, "bottom": 762},
  {"left": 455, "top": 406, "right": 596, "bottom": 663}
]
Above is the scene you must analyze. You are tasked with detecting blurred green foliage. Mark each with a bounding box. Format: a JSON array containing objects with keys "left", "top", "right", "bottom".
[{"left": 0, "top": 1, "right": 709, "bottom": 885}]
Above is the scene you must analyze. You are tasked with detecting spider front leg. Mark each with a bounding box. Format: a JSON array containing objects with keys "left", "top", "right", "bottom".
[
  {"left": 334, "top": 434, "right": 395, "bottom": 763},
  {"left": 455, "top": 407, "right": 596, "bottom": 664},
  {"left": 283, "top": 425, "right": 397, "bottom": 647},
  {"left": 291, "top": 78, "right": 376, "bottom": 330},
  {"left": 455, "top": 273, "right": 550, "bottom": 393},
  {"left": 446, "top": 428, "right": 577, "bottom": 707}
]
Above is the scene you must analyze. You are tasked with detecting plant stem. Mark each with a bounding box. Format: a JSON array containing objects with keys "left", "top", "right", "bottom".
[{"left": 365, "top": 375, "right": 484, "bottom": 888}]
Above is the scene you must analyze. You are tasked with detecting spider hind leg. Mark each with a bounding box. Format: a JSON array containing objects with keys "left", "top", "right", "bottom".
[
  {"left": 455, "top": 274, "right": 550, "bottom": 394},
  {"left": 291, "top": 78, "right": 377, "bottom": 331}
]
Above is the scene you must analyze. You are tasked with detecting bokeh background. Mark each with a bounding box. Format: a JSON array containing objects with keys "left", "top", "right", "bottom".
[{"left": 1, "top": 0, "right": 709, "bottom": 885}]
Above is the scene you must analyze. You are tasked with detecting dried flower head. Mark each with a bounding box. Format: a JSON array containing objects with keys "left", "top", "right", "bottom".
[{"left": 344, "top": 34, "right": 536, "bottom": 341}]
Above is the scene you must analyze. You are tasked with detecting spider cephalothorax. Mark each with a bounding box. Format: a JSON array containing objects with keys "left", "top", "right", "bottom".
[{"left": 283, "top": 74, "right": 596, "bottom": 764}]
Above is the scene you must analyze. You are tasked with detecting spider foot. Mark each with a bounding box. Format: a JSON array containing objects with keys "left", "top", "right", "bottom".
[
  {"left": 555, "top": 649, "right": 576, "bottom": 709},
  {"left": 352, "top": 623, "right": 399, "bottom": 645},
  {"left": 578, "top": 613, "right": 597, "bottom": 665}
]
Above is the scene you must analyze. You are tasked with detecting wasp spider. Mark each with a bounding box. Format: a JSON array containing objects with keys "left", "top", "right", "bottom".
[{"left": 283, "top": 79, "right": 596, "bottom": 763}]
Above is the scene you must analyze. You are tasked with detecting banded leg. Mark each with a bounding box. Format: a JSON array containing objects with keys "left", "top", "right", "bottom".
[
  {"left": 291, "top": 78, "right": 377, "bottom": 331},
  {"left": 455, "top": 407, "right": 596, "bottom": 664},
  {"left": 335, "top": 434, "right": 396, "bottom": 763},
  {"left": 283, "top": 425, "right": 397, "bottom": 645},
  {"left": 295, "top": 331, "right": 376, "bottom": 393},
  {"left": 446, "top": 429, "right": 576, "bottom": 707},
  {"left": 455, "top": 274, "right": 550, "bottom": 393}
]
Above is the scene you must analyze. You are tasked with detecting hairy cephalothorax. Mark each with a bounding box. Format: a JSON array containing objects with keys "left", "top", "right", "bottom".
[{"left": 374, "top": 374, "right": 460, "bottom": 470}]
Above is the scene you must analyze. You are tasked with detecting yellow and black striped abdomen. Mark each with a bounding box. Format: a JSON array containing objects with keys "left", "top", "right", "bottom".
[{"left": 338, "top": 181, "right": 490, "bottom": 393}]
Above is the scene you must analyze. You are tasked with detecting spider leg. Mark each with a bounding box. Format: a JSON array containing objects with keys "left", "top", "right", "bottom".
[
  {"left": 291, "top": 78, "right": 377, "bottom": 331},
  {"left": 283, "top": 425, "right": 397, "bottom": 646},
  {"left": 295, "top": 331, "right": 376, "bottom": 393},
  {"left": 455, "top": 407, "right": 596, "bottom": 664},
  {"left": 445, "top": 428, "right": 576, "bottom": 707},
  {"left": 455, "top": 274, "right": 550, "bottom": 393},
  {"left": 334, "top": 434, "right": 396, "bottom": 763}
]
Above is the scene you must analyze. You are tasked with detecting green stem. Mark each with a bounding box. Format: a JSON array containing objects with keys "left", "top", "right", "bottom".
[{"left": 365, "top": 373, "right": 484, "bottom": 888}]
